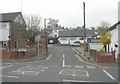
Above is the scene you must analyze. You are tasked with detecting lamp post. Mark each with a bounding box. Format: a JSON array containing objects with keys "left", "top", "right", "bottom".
[
  {"left": 44, "top": 18, "right": 51, "bottom": 54},
  {"left": 83, "top": 2, "right": 86, "bottom": 56},
  {"left": 8, "top": 36, "right": 11, "bottom": 58},
  {"left": 8, "top": 36, "right": 11, "bottom": 51}
]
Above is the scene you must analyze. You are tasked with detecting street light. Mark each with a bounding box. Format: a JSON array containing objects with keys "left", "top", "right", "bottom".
[
  {"left": 44, "top": 18, "right": 51, "bottom": 54},
  {"left": 83, "top": 2, "right": 86, "bottom": 56}
]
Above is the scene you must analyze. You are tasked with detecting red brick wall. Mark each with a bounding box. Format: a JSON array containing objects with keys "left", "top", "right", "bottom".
[
  {"left": 1, "top": 45, "right": 45, "bottom": 59},
  {"left": 1, "top": 50, "right": 18, "bottom": 58},
  {"left": 96, "top": 51, "right": 115, "bottom": 63}
]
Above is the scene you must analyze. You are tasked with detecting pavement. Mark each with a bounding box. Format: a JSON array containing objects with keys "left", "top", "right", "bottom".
[
  {"left": 1, "top": 45, "right": 118, "bottom": 82},
  {"left": 2, "top": 44, "right": 53, "bottom": 63},
  {"left": 1, "top": 44, "right": 118, "bottom": 68}
]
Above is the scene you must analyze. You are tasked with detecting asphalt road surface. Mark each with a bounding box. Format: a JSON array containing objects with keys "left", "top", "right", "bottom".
[{"left": 1, "top": 45, "right": 118, "bottom": 83}]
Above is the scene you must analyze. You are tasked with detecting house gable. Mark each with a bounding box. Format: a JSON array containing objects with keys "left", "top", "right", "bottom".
[{"left": 14, "top": 13, "right": 26, "bottom": 26}]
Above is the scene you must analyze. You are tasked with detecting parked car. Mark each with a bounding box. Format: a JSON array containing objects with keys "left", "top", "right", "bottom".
[{"left": 72, "top": 41, "right": 80, "bottom": 47}]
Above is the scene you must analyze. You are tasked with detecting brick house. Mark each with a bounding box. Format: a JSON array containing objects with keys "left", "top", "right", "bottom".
[
  {"left": 0, "top": 12, "right": 46, "bottom": 58},
  {"left": 0, "top": 12, "right": 27, "bottom": 50}
]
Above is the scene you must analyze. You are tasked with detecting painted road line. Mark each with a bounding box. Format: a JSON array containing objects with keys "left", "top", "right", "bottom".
[
  {"left": 0, "top": 75, "right": 19, "bottom": 78},
  {"left": 63, "top": 79, "right": 95, "bottom": 82},
  {"left": 75, "top": 54, "right": 84, "bottom": 62},
  {"left": 103, "top": 70, "right": 115, "bottom": 80},
  {"left": 0, "top": 65, "right": 13, "bottom": 69},
  {"left": 63, "top": 54, "right": 65, "bottom": 58},
  {"left": 87, "top": 66, "right": 95, "bottom": 69},
  {"left": 75, "top": 65, "right": 83, "bottom": 68},
  {"left": 62, "top": 79, "right": 113, "bottom": 82},
  {"left": 86, "top": 71, "right": 89, "bottom": 77},
  {"left": 59, "top": 70, "right": 63, "bottom": 75},
  {"left": 63, "top": 54, "right": 65, "bottom": 67}
]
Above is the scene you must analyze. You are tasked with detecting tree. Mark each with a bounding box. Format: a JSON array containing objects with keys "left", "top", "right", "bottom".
[
  {"left": 100, "top": 31, "right": 112, "bottom": 52},
  {"left": 24, "top": 14, "right": 43, "bottom": 43},
  {"left": 97, "top": 21, "right": 111, "bottom": 35},
  {"left": 47, "top": 18, "right": 59, "bottom": 29},
  {"left": 24, "top": 14, "right": 42, "bottom": 31}
]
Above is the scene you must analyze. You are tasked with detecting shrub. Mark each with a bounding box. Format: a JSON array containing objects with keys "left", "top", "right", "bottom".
[{"left": 99, "top": 49, "right": 105, "bottom": 52}]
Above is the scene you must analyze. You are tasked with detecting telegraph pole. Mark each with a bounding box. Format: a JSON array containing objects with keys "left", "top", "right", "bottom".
[
  {"left": 44, "top": 19, "right": 48, "bottom": 54},
  {"left": 83, "top": 2, "right": 86, "bottom": 56},
  {"left": 21, "top": 0, "right": 22, "bottom": 13}
]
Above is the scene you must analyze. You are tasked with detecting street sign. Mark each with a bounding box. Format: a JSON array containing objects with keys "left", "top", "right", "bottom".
[
  {"left": 35, "top": 34, "right": 41, "bottom": 42},
  {"left": 87, "top": 38, "right": 92, "bottom": 43}
]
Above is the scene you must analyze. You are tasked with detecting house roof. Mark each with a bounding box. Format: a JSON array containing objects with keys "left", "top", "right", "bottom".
[
  {"left": 0, "top": 12, "right": 22, "bottom": 22},
  {"left": 108, "top": 21, "right": 120, "bottom": 31},
  {"left": 59, "top": 30, "right": 96, "bottom": 37}
]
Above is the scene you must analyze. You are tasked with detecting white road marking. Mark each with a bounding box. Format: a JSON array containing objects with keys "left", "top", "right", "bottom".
[
  {"left": 0, "top": 75, "right": 19, "bottom": 78},
  {"left": 75, "top": 65, "right": 83, "bottom": 68},
  {"left": 63, "top": 54, "right": 65, "bottom": 67},
  {"left": 21, "top": 71, "right": 41, "bottom": 75},
  {"left": 63, "top": 54, "right": 65, "bottom": 58},
  {"left": 0, "top": 65, "right": 13, "bottom": 69},
  {"left": 103, "top": 70, "right": 115, "bottom": 80},
  {"left": 87, "top": 66, "right": 95, "bottom": 69},
  {"left": 62, "top": 79, "right": 108, "bottom": 82},
  {"left": 72, "top": 71, "right": 75, "bottom": 76},
  {"left": 86, "top": 71, "right": 89, "bottom": 77},
  {"left": 59, "top": 70, "right": 63, "bottom": 75},
  {"left": 75, "top": 54, "right": 84, "bottom": 62},
  {"left": 41, "top": 70, "right": 44, "bottom": 72},
  {"left": 59, "top": 69, "right": 89, "bottom": 77}
]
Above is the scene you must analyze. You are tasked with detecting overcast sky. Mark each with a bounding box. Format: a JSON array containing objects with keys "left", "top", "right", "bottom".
[{"left": 0, "top": 0, "right": 119, "bottom": 28}]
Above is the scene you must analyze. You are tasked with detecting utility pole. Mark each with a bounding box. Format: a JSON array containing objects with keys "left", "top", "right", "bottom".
[
  {"left": 83, "top": 2, "right": 86, "bottom": 56},
  {"left": 21, "top": 0, "right": 22, "bottom": 13},
  {"left": 44, "top": 19, "right": 48, "bottom": 54}
]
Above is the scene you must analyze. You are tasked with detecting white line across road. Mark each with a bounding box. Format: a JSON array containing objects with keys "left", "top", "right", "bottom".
[
  {"left": 102, "top": 70, "right": 115, "bottom": 80},
  {"left": 63, "top": 79, "right": 96, "bottom": 82},
  {"left": 0, "top": 75, "right": 19, "bottom": 78},
  {"left": 0, "top": 65, "right": 13, "bottom": 69},
  {"left": 62, "top": 79, "right": 114, "bottom": 83}
]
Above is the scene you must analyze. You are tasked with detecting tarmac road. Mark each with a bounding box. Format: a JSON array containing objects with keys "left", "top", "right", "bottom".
[{"left": 1, "top": 45, "right": 118, "bottom": 83}]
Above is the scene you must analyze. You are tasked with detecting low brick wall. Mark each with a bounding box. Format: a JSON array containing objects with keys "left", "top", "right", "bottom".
[
  {"left": 96, "top": 51, "right": 115, "bottom": 63},
  {"left": 1, "top": 50, "right": 18, "bottom": 58},
  {"left": 90, "top": 49, "right": 115, "bottom": 63},
  {"left": 1, "top": 44, "right": 46, "bottom": 59}
]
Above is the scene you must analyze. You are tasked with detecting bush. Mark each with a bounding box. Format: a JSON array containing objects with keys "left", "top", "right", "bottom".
[{"left": 99, "top": 49, "right": 105, "bottom": 52}]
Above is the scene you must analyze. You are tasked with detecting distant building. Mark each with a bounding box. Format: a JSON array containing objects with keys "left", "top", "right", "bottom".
[
  {"left": 58, "top": 30, "right": 97, "bottom": 45},
  {"left": 0, "top": 12, "right": 26, "bottom": 50}
]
